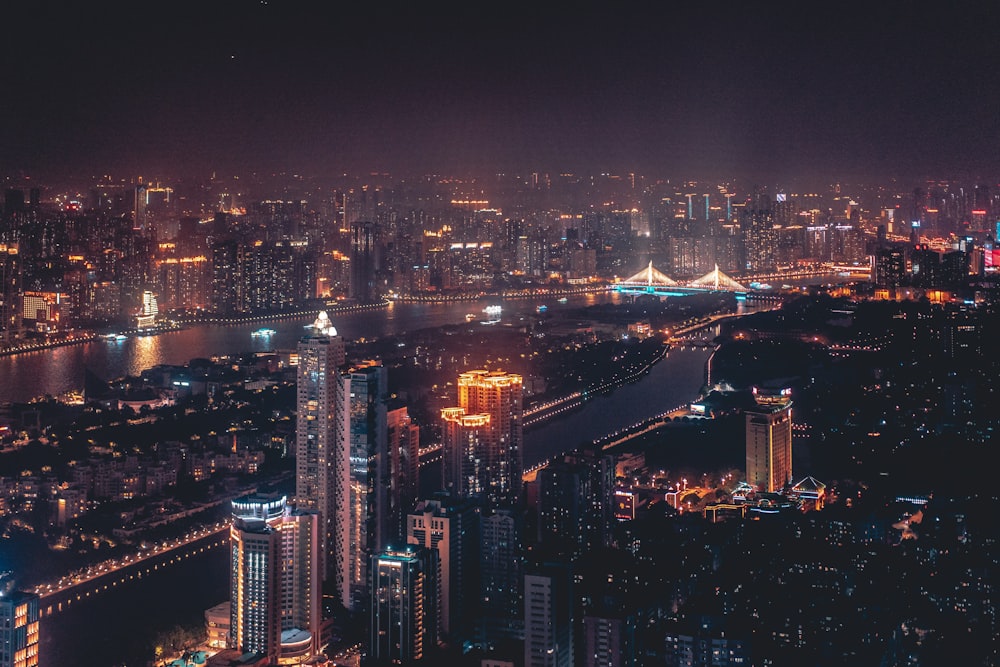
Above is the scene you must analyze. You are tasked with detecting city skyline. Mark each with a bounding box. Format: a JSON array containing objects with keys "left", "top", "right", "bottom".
[
  {"left": 1, "top": 4, "right": 998, "bottom": 663},
  {"left": 4, "top": 2, "right": 1000, "bottom": 187}
]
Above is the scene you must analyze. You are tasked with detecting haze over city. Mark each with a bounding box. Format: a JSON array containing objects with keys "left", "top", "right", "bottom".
[
  {"left": 4, "top": 1, "right": 1000, "bottom": 186},
  {"left": 1, "top": 3, "right": 999, "bottom": 667}
]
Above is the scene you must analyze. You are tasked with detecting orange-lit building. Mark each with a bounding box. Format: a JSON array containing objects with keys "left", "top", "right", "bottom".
[
  {"left": 745, "top": 395, "right": 793, "bottom": 494},
  {"left": 441, "top": 370, "right": 523, "bottom": 506},
  {"left": 0, "top": 590, "right": 39, "bottom": 667}
]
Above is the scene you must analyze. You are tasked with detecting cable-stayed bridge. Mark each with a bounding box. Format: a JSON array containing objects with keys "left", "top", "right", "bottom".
[{"left": 614, "top": 262, "right": 749, "bottom": 297}]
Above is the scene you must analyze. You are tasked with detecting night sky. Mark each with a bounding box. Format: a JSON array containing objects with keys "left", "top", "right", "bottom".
[{"left": 3, "top": 1, "right": 1000, "bottom": 187}]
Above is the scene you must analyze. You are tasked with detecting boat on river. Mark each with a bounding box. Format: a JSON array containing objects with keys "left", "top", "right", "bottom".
[{"left": 251, "top": 327, "right": 276, "bottom": 338}]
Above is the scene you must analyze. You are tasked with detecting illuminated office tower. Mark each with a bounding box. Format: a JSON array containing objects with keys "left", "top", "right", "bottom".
[
  {"left": 442, "top": 370, "right": 523, "bottom": 507},
  {"left": 387, "top": 404, "right": 420, "bottom": 544},
  {"left": 745, "top": 393, "right": 793, "bottom": 493},
  {"left": 296, "top": 311, "right": 345, "bottom": 580},
  {"left": 334, "top": 360, "right": 389, "bottom": 612},
  {"left": 369, "top": 546, "right": 438, "bottom": 664},
  {"left": 0, "top": 590, "right": 39, "bottom": 667},
  {"left": 407, "top": 496, "right": 480, "bottom": 644},
  {"left": 230, "top": 494, "right": 322, "bottom": 662}
]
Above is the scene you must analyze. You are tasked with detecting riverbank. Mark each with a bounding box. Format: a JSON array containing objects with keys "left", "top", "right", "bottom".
[{"left": 389, "top": 284, "right": 610, "bottom": 303}]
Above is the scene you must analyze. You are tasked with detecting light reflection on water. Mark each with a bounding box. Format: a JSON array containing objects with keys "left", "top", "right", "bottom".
[
  {"left": 0, "top": 293, "right": 623, "bottom": 404},
  {"left": 0, "top": 288, "right": 782, "bottom": 405},
  {"left": 130, "top": 334, "right": 161, "bottom": 378}
]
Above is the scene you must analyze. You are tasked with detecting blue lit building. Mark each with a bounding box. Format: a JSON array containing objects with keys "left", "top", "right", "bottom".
[
  {"left": 229, "top": 493, "right": 322, "bottom": 662},
  {"left": 369, "top": 546, "right": 438, "bottom": 664}
]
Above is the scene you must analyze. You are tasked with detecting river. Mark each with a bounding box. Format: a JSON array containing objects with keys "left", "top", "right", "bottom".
[
  {"left": 0, "top": 293, "right": 620, "bottom": 405},
  {"left": 18, "top": 289, "right": 777, "bottom": 666}
]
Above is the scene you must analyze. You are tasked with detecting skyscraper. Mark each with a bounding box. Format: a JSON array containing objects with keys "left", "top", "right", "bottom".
[
  {"left": 350, "top": 221, "right": 379, "bottom": 303},
  {"left": 441, "top": 408, "right": 491, "bottom": 500},
  {"left": 874, "top": 245, "right": 907, "bottom": 295},
  {"left": 369, "top": 545, "right": 438, "bottom": 664},
  {"left": 387, "top": 404, "right": 420, "bottom": 544},
  {"left": 536, "top": 449, "right": 615, "bottom": 557},
  {"left": 296, "top": 311, "right": 345, "bottom": 579},
  {"left": 0, "top": 590, "right": 39, "bottom": 667},
  {"left": 479, "top": 508, "right": 524, "bottom": 647},
  {"left": 441, "top": 370, "right": 523, "bottom": 507},
  {"left": 582, "top": 614, "right": 636, "bottom": 667},
  {"left": 524, "top": 562, "right": 574, "bottom": 667},
  {"left": 334, "top": 360, "right": 389, "bottom": 612},
  {"left": 740, "top": 192, "right": 776, "bottom": 272},
  {"left": 0, "top": 243, "right": 20, "bottom": 346},
  {"left": 745, "top": 393, "right": 793, "bottom": 493},
  {"left": 229, "top": 493, "right": 322, "bottom": 662},
  {"left": 407, "top": 496, "right": 480, "bottom": 644}
]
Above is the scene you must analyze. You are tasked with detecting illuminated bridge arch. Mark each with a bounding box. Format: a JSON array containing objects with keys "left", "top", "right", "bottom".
[
  {"left": 686, "top": 265, "right": 747, "bottom": 292},
  {"left": 620, "top": 261, "right": 679, "bottom": 288}
]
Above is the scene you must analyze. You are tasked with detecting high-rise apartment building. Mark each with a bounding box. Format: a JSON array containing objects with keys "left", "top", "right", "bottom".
[
  {"left": 874, "top": 245, "right": 907, "bottom": 294},
  {"left": 582, "top": 614, "right": 636, "bottom": 667},
  {"left": 441, "top": 370, "right": 523, "bottom": 507},
  {"left": 0, "top": 244, "right": 20, "bottom": 346},
  {"left": 524, "top": 562, "right": 574, "bottom": 667},
  {"left": 740, "top": 192, "right": 776, "bottom": 272},
  {"left": 334, "top": 360, "right": 388, "bottom": 612},
  {"left": 0, "top": 590, "right": 39, "bottom": 667},
  {"left": 209, "top": 237, "right": 239, "bottom": 315},
  {"left": 479, "top": 508, "right": 524, "bottom": 647},
  {"left": 441, "top": 408, "right": 491, "bottom": 500},
  {"left": 536, "top": 450, "right": 615, "bottom": 557},
  {"left": 349, "top": 221, "right": 379, "bottom": 303},
  {"left": 369, "top": 546, "right": 438, "bottom": 664},
  {"left": 745, "top": 394, "right": 793, "bottom": 493},
  {"left": 387, "top": 405, "right": 420, "bottom": 544},
  {"left": 229, "top": 493, "right": 322, "bottom": 663},
  {"left": 407, "top": 496, "right": 480, "bottom": 644},
  {"left": 296, "top": 311, "right": 345, "bottom": 580}
]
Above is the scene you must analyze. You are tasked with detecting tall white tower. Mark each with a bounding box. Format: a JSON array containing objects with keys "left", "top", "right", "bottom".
[{"left": 295, "top": 311, "right": 345, "bottom": 579}]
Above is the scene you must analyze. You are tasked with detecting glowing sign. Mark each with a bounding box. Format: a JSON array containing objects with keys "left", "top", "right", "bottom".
[{"left": 614, "top": 490, "right": 636, "bottom": 520}]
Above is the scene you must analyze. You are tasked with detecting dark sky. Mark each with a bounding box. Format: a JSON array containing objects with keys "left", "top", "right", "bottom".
[{"left": 3, "top": 1, "right": 1000, "bottom": 187}]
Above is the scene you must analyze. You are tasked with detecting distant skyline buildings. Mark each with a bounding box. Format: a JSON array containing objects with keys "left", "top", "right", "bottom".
[{"left": 0, "top": 171, "right": 994, "bottom": 347}]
